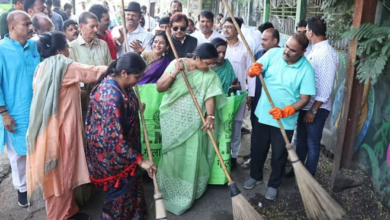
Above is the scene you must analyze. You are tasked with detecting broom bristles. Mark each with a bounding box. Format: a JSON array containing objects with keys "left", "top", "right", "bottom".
[
  {"left": 232, "top": 194, "right": 264, "bottom": 220},
  {"left": 154, "top": 192, "right": 167, "bottom": 219},
  {"left": 293, "top": 160, "right": 345, "bottom": 220}
]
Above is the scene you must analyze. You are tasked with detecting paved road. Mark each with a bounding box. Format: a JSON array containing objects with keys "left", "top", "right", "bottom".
[{"left": 0, "top": 121, "right": 290, "bottom": 220}]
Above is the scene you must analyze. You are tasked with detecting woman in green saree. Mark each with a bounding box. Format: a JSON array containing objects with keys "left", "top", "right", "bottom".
[
  {"left": 210, "top": 38, "right": 237, "bottom": 95},
  {"left": 156, "top": 43, "right": 226, "bottom": 215}
]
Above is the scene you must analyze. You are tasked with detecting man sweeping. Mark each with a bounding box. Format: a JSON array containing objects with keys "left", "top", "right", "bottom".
[{"left": 245, "top": 33, "right": 316, "bottom": 200}]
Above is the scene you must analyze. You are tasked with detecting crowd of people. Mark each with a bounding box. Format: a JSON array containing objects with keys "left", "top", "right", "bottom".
[{"left": 0, "top": 0, "right": 339, "bottom": 219}]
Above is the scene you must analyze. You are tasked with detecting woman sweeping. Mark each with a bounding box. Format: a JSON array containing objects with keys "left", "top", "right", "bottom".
[
  {"left": 26, "top": 31, "right": 107, "bottom": 220},
  {"left": 156, "top": 43, "right": 226, "bottom": 215},
  {"left": 210, "top": 38, "right": 237, "bottom": 95},
  {"left": 84, "top": 52, "right": 157, "bottom": 220},
  {"left": 130, "top": 32, "right": 171, "bottom": 85}
]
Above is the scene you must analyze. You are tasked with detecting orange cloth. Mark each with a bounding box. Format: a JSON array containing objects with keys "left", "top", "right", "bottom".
[
  {"left": 27, "top": 62, "right": 106, "bottom": 218},
  {"left": 248, "top": 62, "right": 263, "bottom": 78},
  {"left": 269, "top": 105, "right": 296, "bottom": 119}
]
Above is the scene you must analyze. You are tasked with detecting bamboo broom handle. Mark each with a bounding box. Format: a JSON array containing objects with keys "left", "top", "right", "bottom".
[
  {"left": 220, "top": 0, "right": 290, "bottom": 145},
  {"left": 165, "top": 30, "right": 233, "bottom": 184},
  {"left": 121, "top": 0, "right": 160, "bottom": 192}
]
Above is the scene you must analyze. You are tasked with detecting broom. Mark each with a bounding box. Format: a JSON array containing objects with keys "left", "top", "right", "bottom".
[
  {"left": 120, "top": 1, "right": 167, "bottom": 219},
  {"left": 165, "top": 29, "right": 263, "bottom": 220},
  {"left": 220, "top": 0, "right": 345, "bottom": 219}
]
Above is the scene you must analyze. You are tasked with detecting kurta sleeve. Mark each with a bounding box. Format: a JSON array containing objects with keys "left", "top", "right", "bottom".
[
  {"left": 62, "top": 63, "right": 107, "bottom": 86},
  {"left": 0, "top": 58, "right": 4, "bottom": 106}
]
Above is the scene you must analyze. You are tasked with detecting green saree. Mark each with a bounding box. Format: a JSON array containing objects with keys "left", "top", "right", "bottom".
[
  {"left": 213, "top": 59, "right": 236, "bottom": 95},
  {"left": 157, "top": 60, "right": 226, "bottom": 215}
]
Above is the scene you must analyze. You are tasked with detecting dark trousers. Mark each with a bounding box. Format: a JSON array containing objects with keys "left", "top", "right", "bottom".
[
  {"left": 249, "top": 73, "right": 263, "bottom": 158},
  {"left": 250, "top": 123, "right": 293, "bottom": 188},
  {"left": 295, "top": 109, "right": 329, "bottom": 175}
]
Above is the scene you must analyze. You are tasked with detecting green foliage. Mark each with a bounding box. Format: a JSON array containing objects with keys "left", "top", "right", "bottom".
[
  {"left": 342, "top": 23, "right": 390, "bottom": 84},
  {"left": 321, "top": 0, "right": 355, "bottom": 40}
]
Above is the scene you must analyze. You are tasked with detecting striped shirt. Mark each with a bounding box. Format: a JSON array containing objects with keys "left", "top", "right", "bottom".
[{"left": 117, "top": 25, "right": 153, "bottom": 57}]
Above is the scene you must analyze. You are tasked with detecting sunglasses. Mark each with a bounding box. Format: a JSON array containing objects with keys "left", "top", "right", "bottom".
[{"left": 172, "top": 26, "right": 187, "bottom": 32}]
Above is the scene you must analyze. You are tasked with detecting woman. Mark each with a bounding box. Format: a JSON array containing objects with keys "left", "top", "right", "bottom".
[
  {"left": 156, "top": 43, "right": 226, "bottom": 215},
  {"left": 130, "top": 32, "right": 171, "bottom": 84},
  {"left": 210, "top": 37, "right": 237, "bottom": 95},
  {"left": 26, "top": 31, "right": 107, "bottom": 220},
  {"left": 84, "top": 52, "right": 157, "bottom": 220}
]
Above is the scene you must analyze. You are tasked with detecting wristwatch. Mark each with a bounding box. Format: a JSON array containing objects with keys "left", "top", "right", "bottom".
[{"left": 310, "top": 108, "right": 317, "bottom": 115}]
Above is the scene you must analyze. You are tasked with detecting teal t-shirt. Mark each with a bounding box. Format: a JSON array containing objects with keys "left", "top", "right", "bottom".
[{"left": 254, "top": 48, "right": 316, "bottom": 130}]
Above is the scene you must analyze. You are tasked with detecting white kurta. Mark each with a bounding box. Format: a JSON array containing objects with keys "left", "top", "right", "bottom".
[{"left": 191, "top": 30, "right": 226, "bottom": 45}]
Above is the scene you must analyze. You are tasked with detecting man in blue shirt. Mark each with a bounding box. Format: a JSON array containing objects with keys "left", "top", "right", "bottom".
[
  {"left": 244, "top": 33, "right": 316, "bottom": 200},
  {"left": 0, "top": 11, "right": 40, "bottom": 207}
]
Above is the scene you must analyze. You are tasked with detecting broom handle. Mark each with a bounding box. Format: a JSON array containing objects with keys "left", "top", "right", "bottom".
[
  {"left": 166, "top": 30, "right": 233, "bottom": 184},
  {"left": 221, "top": 0, "right": 290, "bottom": 145},
  {"left": 121, "top": 0, "right": 160, "bottom": 193}
]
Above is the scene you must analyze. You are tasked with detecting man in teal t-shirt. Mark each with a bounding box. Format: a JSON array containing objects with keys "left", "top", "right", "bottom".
[{"left": 244, "top": 33, "right": 316, "bottom": 200}]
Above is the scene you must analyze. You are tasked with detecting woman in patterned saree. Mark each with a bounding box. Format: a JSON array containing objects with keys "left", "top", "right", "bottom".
[
  {"left": 156, "top": 43, "right": 226, "bottom": 215},
  {"left": 84, "top": 52, "right": 157, "bottom": 220},
  {"left": 130, "top": 32, "right": 171, "bottom": 85}
]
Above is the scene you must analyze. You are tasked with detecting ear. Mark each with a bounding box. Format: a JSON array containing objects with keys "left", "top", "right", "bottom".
[
  {"left": 79, "top": 23, "right": 84, "bottom": 29},
  {"left": 195, "top": 56, "right": 201, "bottom": 62}
]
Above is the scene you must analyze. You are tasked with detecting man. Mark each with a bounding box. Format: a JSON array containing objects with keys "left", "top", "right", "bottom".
[
  {"left": 294, "top": 17, "right": 338, "bottom": 176},
  {"left": 223, "top": 17, "right": 254, "bottom": 169},
  {"left": 244, "top": 33, "right": 316, "bottom": 200},
  {"left": 170, "top": 0, "right": 182, "bottom": 15},
  {"left": 31, "top": 13, "right": 54, "bottom": 40},
  {"left": 141, "top": 5, "right": 155, "bottom": 31},
  {"left": 242, "top": 28, "right": 280, "bottom": 170},
  {"left": 63, "top": 19, "right": 79, "bottom": 42},
  {"left": 0, "top": 10, "right": 40, "bottom": 207},
  {"left": 117, "top": 2, "right": 153, "bottom": 56},
  {"left": 64, "top": 2, "right": 72, "bottom": 18},
  {"left": 46, "top": 0, "right": 63, "bottom": 31},
  {"left": 52, "top": 0, "right": 68, "bottom": 21},
  {"left": 152, "top": 16, "right": 169, "bottom": 34},
  {"left": 140, "top": 14, "right": 145, "bottom": 28},
  {"left": 187, "top": 17, "right": 195, "bottom": 34},
  {"left": 24, "top": 0, "right": 46, "bottom": 18},
  {"left": 166, "top": 13, "right": 197, "bottom": 61},
  {"left": 0, "top": 0, "right": 24, "bottom": 39},
  {"left": 217, "top": 13, "right": 223, "bottom": 25},
  {"left": 89, "top": 4, "right": 122, "bottom": 60},
  {"left": 191, "top": 11, "right": 225, "bottom": 45},
  {"left": 69, "top": 11, "right": 111, "bottom": 127},
  {"left": 297, "top": 19, "right": 312, "bottom": 57},
  {"left": 103, "top": 1, "right": 118, "bottom": 30}
]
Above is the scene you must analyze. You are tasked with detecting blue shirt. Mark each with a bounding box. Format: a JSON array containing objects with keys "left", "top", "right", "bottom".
[
  {"left": 254, "top": 48, "right": 316, "bottom": 130},
  {"left": 0, "top": 35, "right": 40, "bottom": 155}
]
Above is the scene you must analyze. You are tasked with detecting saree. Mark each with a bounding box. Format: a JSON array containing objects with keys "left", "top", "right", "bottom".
[
  {"left": 26, "top": 55, "right": 73, "bottom": 202},
  {"left": 138, "top": 54, "right": 170, "bottom": 85},
  {"left": 157, "top": 60, "right": 226, "bottom": 215},
  {"left": 85, "top": 77, "right": 147, "bottom": 220},
  {"left": 213, "top": 59, "right": 236, "bottom": 94}
]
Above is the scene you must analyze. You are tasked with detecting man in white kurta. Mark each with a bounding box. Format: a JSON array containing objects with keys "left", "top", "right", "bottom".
[
  {"left": 223, "top": 17, "right": 254, "bottom": 169},
  {"left": 191, "top": 11, "right": 225, "bottom": 45}
]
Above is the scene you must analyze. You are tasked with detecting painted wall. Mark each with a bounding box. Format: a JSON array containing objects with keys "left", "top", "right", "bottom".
[{"left": 319, "top": 51, "right": 390, "bottom": 208}]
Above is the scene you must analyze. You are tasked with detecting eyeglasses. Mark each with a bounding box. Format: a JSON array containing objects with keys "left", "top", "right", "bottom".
[
  {"left": 172, "top": 26, "right": 187, "bottom": 32},
  {"left": 222, "top": 25, "right": 234, "bottom": 30}
]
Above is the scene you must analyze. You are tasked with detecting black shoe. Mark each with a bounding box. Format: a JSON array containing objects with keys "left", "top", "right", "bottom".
[
  {"left": 241, "top": 127, "right": 251, "bottom": 134},
  {"left": 17, "top": 190, "right": 28, "bottom": 208},
  {"left": 66, "top": 212, "right": 91, "bottom": 220},
  {"left": 231, "top": 158, "right": 237, "bottom": 170},
  {"left": 285, "top": 167, "right": 295, "bottom": 178}
]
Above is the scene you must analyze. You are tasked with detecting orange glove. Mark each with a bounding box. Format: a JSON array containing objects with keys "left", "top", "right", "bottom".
[
  {"left": 248, "top": 63, "right": 263, "bottom": 78},
  {"left": 269, "top": 105, "right": 296, "bottom": 119}
]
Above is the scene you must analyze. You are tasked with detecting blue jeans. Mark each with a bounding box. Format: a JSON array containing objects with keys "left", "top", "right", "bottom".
[{"left": 295, "top": 109, "right": 329, "bottom": 175}]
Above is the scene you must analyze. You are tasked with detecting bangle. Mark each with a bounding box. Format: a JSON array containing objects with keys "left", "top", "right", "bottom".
[
  {"left": 0, "top": 110, "right": 7, "bottom": 114},
  {"left": 169, "top": 72, "right": 176, "bottom": 80}
]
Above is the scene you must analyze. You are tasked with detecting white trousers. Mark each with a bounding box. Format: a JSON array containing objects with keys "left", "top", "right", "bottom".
[
  {"left": 231, "top": 120, "right": 243, "bottom": 159},
  {"left": 6, "top": 133, "right": 27, "bottom": 192}
]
